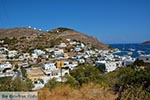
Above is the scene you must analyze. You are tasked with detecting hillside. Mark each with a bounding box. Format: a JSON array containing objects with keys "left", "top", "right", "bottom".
[
  {"left": 0, "top": 28, "right": 44, "bottom": 38},
  {"left": 0, "top": 27, "right": 109, "bottom": 50},
  {"left": 51, "top": 27, "right": 108, "bottom": 49}
]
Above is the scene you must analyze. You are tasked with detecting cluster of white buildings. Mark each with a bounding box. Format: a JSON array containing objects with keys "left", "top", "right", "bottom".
[
  {"left": 0, "top": 38, "right": 150, "bottom": 90},
  {"left": 138, "top": 55, "right": 150, "bottom": 63},
  {"left": 95, "top": 50, "right": 135, "bottom": 72}
]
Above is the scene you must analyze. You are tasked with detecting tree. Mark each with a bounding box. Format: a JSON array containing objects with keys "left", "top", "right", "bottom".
[
  {"left": 133, "top": 59, "right": 144, "bottom": 66},
  {"left": 70, "top": 65, "right": 100, "bottom": 86},
  {"left": 64, "top": 75, "right": 79, "bottom": 88},
  {"left": 12, "top": 77, "right": 34, "bottom": 91},
  {"left": 0, "top": 77, "right": 34, "bottom": 91},
  {"left": 113, "top": 66, "right": 150, "bottom": 100},
  {"left": 96, "top": 66, "right": 106, "bottom": 73},
  {"left": 45, "top": 78, "right": 58, "bottom": 91},
  {"left": 21, "top": 67, "right": 27, "bottom": 78},
  {"left": 0, "top": 77, "right": 13, "bottom": 91},
  {"left": 25, "top": 78, "right": 34, "bottom": 90}
]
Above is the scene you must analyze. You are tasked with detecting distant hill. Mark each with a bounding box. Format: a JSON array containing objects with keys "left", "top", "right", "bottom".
[
  {"left": 0, "top": 27, "right": 109, "bottom": 50},
  {"left": 142, "top": 41, "right": 150, "bottom": 45}
]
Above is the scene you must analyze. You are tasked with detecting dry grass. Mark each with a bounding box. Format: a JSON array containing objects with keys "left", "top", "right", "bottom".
[{"left": 38, "top": 84, "right": 117, "bottom": 100}]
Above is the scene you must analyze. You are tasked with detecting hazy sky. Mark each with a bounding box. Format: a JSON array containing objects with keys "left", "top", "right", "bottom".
[{"left": 0, "top": 0, "right": 149, "bottom": 43}]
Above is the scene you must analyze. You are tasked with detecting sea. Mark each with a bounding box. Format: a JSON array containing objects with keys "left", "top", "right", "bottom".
[{"left": 109, "top": 43, "right": 150, "bottom": 58}]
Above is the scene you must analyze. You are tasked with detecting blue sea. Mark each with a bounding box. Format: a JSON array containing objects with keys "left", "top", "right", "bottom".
[{"left": 109, "top": 43, "right": 150, "bottom": 58}]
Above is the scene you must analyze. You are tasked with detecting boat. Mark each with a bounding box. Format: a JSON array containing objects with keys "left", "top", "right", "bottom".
[
  {"left": 137, "top": 50, "right": 144, "bottom": 55},
  {"left": 113, "top": 48, "right": 121, "bottom": 53},
  {"left": 129, "top": 48, "right": 135, "bottom": 51},
  {"left": 128, "top": 52, "right": 133, "bottom": 55}
]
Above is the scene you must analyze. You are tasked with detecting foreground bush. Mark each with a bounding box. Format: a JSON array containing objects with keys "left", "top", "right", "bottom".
[{"left": 0, "top": 77, "right": 34, "bottom": 91}]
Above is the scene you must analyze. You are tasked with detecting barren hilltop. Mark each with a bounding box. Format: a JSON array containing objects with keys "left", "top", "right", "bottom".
[{"left": 0, "top": 27, "right": 109, "bottom": 50}]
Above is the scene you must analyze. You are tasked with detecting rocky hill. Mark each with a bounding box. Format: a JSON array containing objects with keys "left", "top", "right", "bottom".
[
  {"left": 0, "top": 27, "right": 109, "bottom": 51},
  {"left": 49, "top": 27, "right": 108, "bottom": 49},
  {"left": 142, "top": 41, "right": 150, "bottom": 45}
]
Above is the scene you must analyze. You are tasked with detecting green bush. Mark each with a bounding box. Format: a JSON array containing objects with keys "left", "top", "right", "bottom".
[
  {"left": 70, "top": 65, "right": 101, "bottom": 86},
  {"left": 45, "top": 78, "right": 58, "bottom": 91},
  {"left": 64, "top": 75, "right": 79, "bottom": 88},
  {"left": 113, "top": 66, "right": 150, "bottom": 100},
  {"left": 0, "top": 77, "right": 34, "bottom": 91}
]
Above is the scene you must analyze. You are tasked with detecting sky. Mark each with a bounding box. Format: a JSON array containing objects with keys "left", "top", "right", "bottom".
[{"left": 0, "top": 0, "right": 150, "bottom": 44}]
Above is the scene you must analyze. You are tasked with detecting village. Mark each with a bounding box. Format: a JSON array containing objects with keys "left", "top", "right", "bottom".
[{"left": 0, "top": 38, "right": 149, "bottom": 90}]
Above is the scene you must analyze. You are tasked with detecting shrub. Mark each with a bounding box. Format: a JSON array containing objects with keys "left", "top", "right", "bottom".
[{"left": 70, "top": 65, "right": 101, "bottom": 86}]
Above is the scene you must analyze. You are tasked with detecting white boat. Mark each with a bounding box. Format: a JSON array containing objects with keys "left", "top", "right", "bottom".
[
  {"left": 113, "top": 48, "right": 121, "bottom": 53},
  {"left": 129, "top": 48, "right": 135, "bottom": 51},
  {"left": 137, "top": 50, "right": 144, "bottom": 55},
  {"left": 128, "top": 52, "right": 133, "bottom": 55}
]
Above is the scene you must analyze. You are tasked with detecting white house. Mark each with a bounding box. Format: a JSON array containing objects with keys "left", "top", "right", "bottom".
[
  {"left": 42, "top": 63, "right": 56, "bottom": 70},
  {"left": 18, "top": 62, "right": 29, "bottom": 68},
  {"left": 0, "top": 40, "right": 4, "bottom": 44},
  {"left": 83, "top": 54, "right": 90, "bottom": 59},
  {"left": 77, "top": 59, "right": 85, "bottom": 64},
  {"left": 66, "top": 39, "right": 71, "bottom": 42},
  {"left": 8, "top": 50, "right": 18, "bottom": 58},
  {"left": 41, "top": 63, "right": 69, "bottom": 82},
  {"left": 67, "top": 64, "right": 78, "bottom": 70},
  {"left": 121, "top": 56, "right": 135, "bottom": 66},
  {"left": 33, "top": 49, "right": 45, "bottom": 55},
  {"left": 8, "top": 50, "right": 18, "bottom": 55},
  {"left": 54, "top": 48, "right": 64, "bottom": 56},
  {"left": 80, "top": 43, "right": 85, "bottom": 48},
  {"left": 59, "top": 43, "right": 67, "bottom": 48},
  {"left": 138, "top": 55, "right": 150, "bottom": 63},
  {"left": 74, "top": 47, "right": 82, "bottom": 52},
  {"left": 0, "top": 47, "right": 8, "bottom": 53},
  {"left": 70, "top": 41, "right": 77, "bottom": 45},
  {"left": 45, "top": 48, "right": 54, "bottom": 52},
  {"left": 95, "top": 61, "right": 118, "bottom": 72},
  {"left": 122, "top": 60, "right": 134, "bottom": 66},
  {"left": 31, "top": 53, "right": 38, "bottom": 59},
  {"left": 0, "top": 62, "right": 13, "bottom": 73},
  {"left": 63, "top": 61, "right": 69, "bottom": 66}
]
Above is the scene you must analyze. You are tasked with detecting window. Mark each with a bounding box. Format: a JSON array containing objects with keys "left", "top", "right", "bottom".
[
  {"left": 146, "top": 58, "right": 149, "bottom": 60},
  {"left": 34, "top": 81, "right": 38, "bottom": 84},
  {"left": 65, "top": 73, "right": 68, "bottom": 75}
]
